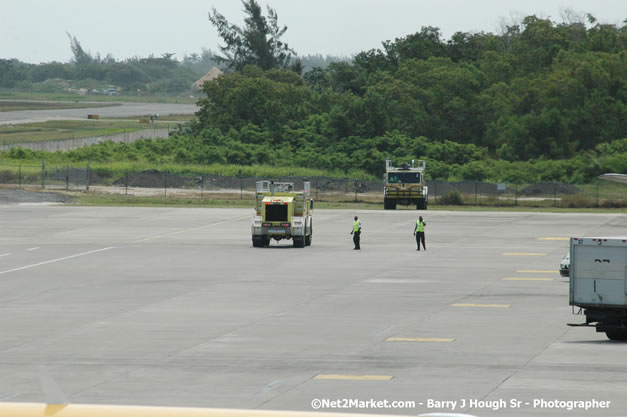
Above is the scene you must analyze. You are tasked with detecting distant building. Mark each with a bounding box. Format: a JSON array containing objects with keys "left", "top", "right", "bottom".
[{"left": 194, "top": 67, "right": 223, "bottom": 88}]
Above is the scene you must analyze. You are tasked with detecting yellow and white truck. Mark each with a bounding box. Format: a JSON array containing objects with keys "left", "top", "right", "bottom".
[
  {"left": 383, "top": 159, "right": 428, "bottom": 210},
  {"left": 251, "top": 181, "right": 313, "bottom": 248}
]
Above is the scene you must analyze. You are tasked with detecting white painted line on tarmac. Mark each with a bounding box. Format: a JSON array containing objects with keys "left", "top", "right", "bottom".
[
  {"left": 370, "top": 325, "right": 396, "bottom": 336},
  {"left": 26, "top": 247, "right": 40, "bottom": 251},
  {"left": 0, "top": 247, "right": 114, "bottom": 276},
  {"left": 134, "top": 215, "right": 250, "bottom": 243},
  {"left": 0, "top": 392, "right": 19, "bottom": 401},
  {"left": 254, "top": 380, "right": 283, "bottom": 396},
  {"left": 0, "top": 253, "right": 9, "bottom": 257}
]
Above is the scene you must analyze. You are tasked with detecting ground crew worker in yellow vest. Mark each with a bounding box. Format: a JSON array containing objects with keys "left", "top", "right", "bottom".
[
  {"left": 414, "top": 216, "right": 426, "bottom": 251},
  {"left": 350, "top": 216, "right": 361, "bottom": 250}
]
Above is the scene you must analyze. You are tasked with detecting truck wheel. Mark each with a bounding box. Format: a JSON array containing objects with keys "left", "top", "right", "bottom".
[
  {"left": 605, "top": 329, "right": 627, "bottom": 341},
  {"left": 293, "top": 237, "right": 305, "bottom": 248},
  {"left": 384, "top": 199, "right": 396, "bottom": 210},
  {"left": 262, "top": 236, "right": 270, "bottom": 246},
  {"left": 305, "top": 223, "right": 312, "bottom": 246},
  {"left": 252, "top": 236, "right": 264, "bottom": 247}
]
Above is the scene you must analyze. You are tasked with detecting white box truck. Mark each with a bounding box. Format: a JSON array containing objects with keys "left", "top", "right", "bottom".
[{"left": 568, "top": 237, "right": 627, "bottom": 340}]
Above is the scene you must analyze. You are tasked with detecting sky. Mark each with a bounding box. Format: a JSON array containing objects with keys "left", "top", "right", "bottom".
[{"left": 1, "top": 0, "right": 625, "bottom": 64}]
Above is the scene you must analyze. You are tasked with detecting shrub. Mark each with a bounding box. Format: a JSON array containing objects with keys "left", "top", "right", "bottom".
[
  {"left": 600, "top": 199, "right": 627, "bottom": 209},
  {"left": 559, "top": 194, "right": 595, "bottom": 208},
  {"left": 438, "top": 190, "right": 464, "bottom": 205}
]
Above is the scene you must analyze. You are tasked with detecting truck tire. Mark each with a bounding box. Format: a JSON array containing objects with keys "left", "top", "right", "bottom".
[
  {"left": 605, "top": 329, "right": 627, "bottom": 341},
  {"left": 305, "top": 225, "right": 312, "bottom": 246},
  {"left": 417, "top": 198, "right": 427, "bottom": 210},
  {"left": 252, "top": 236, "right": 264, "bottom": 247},
  {"left": 384, "top": 198, "right": 396, "bottom": 210},
  {"left": 293, "top": 236, "right": 305, "bottom": 248}
]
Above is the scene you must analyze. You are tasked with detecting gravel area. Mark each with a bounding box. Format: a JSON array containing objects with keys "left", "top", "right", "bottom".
[{"left": 0, "top": 188, "right": 73, "bottom": 205}]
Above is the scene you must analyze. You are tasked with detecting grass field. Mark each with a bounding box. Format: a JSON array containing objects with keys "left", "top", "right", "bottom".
[
  {"left": 0, "top": 100, "right": 118, "bottom": 112},
  {"left": 0, "top": 119, "right": 171, "bottom": 145}
]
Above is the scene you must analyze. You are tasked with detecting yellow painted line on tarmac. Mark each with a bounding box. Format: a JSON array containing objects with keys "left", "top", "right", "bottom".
[
  {"left": 134, "top": 215, "right": 250, "bottom": 243},
  {"left": 502, "top": 277, "right": 554, "bottom": 281},
  {"left": 386, "top": 337, "right": 455, "bottom": 343},
  {"left": 517, "top": 269, "right": 559, "bottom": 273},
  {"left": 451, "top": 303, "right": 511, "bottom": 308},
  {"left": 314, "top": 374, "right": 393, "bottom": 381},
  {"left": 502, "top": 252, "right": 546, "bottom": 256},
  {"left": 538, "top": 237, "right": 570, "bottom": 241}
]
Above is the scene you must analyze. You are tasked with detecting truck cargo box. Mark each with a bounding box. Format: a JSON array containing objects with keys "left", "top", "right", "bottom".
[{"left": 569, "top": 237, "right": 627, "bottom": 308}]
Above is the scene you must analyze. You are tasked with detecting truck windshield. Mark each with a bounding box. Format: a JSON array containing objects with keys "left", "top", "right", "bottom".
[
  {"left": 265, "top": 204, "right": 288, "bottom": 221},
  {"left": 388, "top": 172, "right": 421, "bottom": 184}
]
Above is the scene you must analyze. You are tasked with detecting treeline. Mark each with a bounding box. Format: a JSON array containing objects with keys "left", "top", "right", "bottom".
[
  {"left": 0, "top": 35, "right": 346, "bottom": 94},
  {"left": 186, "top": 15, "right": 625, "bottom": 181},
  {"left": 0, "top": 57, "right": 197, "bottom": 95}
]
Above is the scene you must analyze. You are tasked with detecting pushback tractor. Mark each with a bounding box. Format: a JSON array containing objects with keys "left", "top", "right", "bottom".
[{"left": 251, "top": 181, "right": 313, "bottom": 248}]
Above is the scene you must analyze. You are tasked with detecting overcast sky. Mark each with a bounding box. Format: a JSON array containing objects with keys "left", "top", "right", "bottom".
[{"left": 2, "top": 0, "right": 625, "bottom": 64}]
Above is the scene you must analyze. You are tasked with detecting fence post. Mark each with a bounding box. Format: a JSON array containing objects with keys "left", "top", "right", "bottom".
[
  {"left": 554, "top": 183, "right": 557, "bottom": 207},
  {"left": 434, "top": 181, "right": 438, "bottom": 205},
  {"left": 596, "top": 182, "right": 599, "bottom": 208},
  {"left": 201, "top": 175, "right": 204, "bottom": 198},
  {"left": 515, "top": 183, "right": 518, "bottom": 206},
  {"left": 86, "top": 160, "right": 90, "bottom": 192},
  {"left": 125, "top": 172, "right": 128, "bottom": 195},
  {"left": 41, "top": 159, "right": 45, "bottom": 189},
  {"left": 240, "top": 176, "right": 243, "bottom": 200},
  {"left": 18, "top": 165, "right": 21, "bottom": 190},
  {"left": 354, "top": 179, "right": 358, "bottom": 202},
  {"left": 164, "top": 172, "right": 167, "bottom": 198},
  {"left": 474, "top": 182, "right": 478, "bottom": 205},
  {"left": 66, "top": 163, "right": 69, "bottom": 191},
  {"left": 315, "top": 178, "right": 319, "bottom": 201}
]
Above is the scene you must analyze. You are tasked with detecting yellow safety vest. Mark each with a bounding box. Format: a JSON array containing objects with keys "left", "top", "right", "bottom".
[
  {"left": 353, "top": 221, "right": 361, "bottom": 232},
  {"left": 416, "top": 220, "right": 425, "bottom": 232}
]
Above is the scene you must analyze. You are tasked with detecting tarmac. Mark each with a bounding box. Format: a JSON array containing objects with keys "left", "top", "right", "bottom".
[{"left": 0, "top": 206, "right": 625, "bottom": 416}]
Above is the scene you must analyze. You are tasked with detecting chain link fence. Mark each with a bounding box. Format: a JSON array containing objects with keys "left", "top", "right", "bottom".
[{"left": 0, "top": 162, "right": 625, "bottom": 208}]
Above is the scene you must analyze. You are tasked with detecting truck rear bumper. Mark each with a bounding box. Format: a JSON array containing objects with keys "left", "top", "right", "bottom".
[{"left": 572, "top": 307, "right": 627, "bottom": 329}]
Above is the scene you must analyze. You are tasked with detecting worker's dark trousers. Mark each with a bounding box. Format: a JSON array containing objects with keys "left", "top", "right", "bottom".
[
  {"left": 353, "top": 231, "right": 361, "bottom": 249},
  {"left": 416, "top": 232, "right": 426, "bottom": 250}
]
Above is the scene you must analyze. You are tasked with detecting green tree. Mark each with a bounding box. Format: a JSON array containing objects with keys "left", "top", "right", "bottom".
[{"left": 208, "top": 0, "right": 297, "bottom": 71}]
